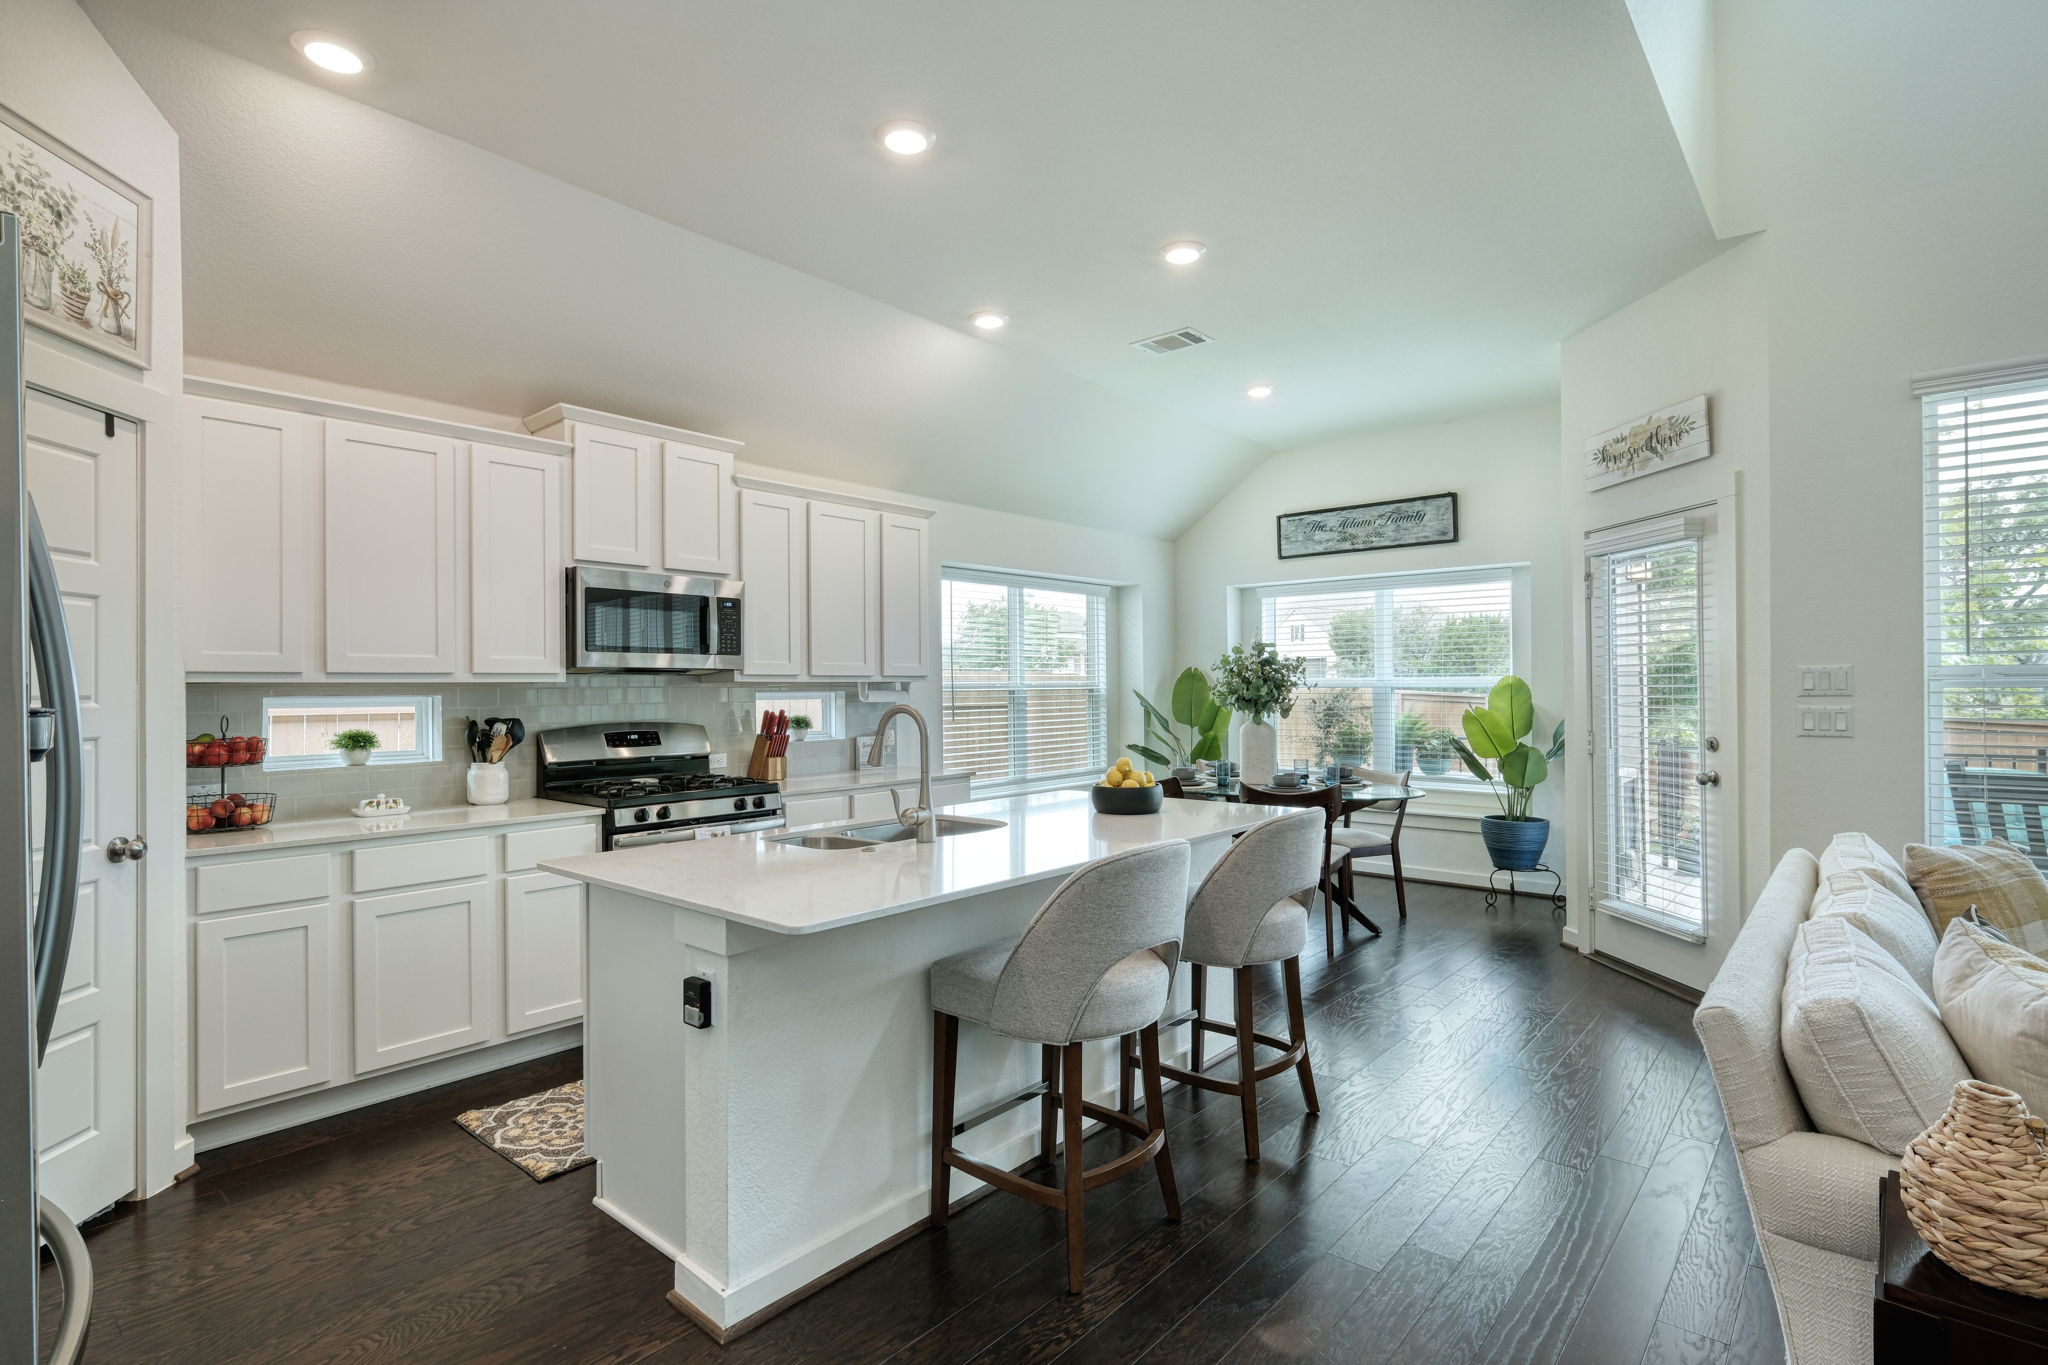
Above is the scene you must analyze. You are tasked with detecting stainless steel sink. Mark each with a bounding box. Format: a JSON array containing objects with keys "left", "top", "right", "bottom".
[
  {"left": 842, "top": 816, "right": 1007, "bottom": 843},
  {"left": 770, "top": 816, "right": 1006, "bottom": 851}
]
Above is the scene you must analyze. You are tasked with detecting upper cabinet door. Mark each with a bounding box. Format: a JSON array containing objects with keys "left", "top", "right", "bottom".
[
  {"left": 662, "top": 441, "right": 736, "bottom": 578},
  {"left": 738, "top": 489, "right": 806, "bottom": 676},
  {"left": 183, "top": 398, "right": 314, "bottom": 673},
  {"left": 570, "top": 424, "right": 658, "bottom": 567},
  {"left": 807, "top": 500, "right": 881, "bottom": 677},
  {"left": 470, "top": 444, "right": 564, "bottom": 675},
  {"left": 325, "top": 421, "right": 459, "bottom": 673},
  {"left": 878, "top": 512, "right": 931, "bottom": 677}
]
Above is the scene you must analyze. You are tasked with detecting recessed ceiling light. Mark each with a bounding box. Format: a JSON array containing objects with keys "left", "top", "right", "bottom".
[
  {"left": 1160, "top": 241, "right": 1206, "bottom": 266},
  {"left": 290, "top": 30, "right": 372, "bottom": 74},
  {"left": 1245, "top": 384, "right": 1274, "bottom": 399},
  {"left": 969, "top": 311, "right": 1009, "bottom": 331},
  {"left": 877, "top": 121, "right": 936, "bottom": 156}
]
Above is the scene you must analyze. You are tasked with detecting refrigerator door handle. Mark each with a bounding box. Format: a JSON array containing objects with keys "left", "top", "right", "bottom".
[{"left": 25, "top": 496, "right": 81, "bottom": 1066}]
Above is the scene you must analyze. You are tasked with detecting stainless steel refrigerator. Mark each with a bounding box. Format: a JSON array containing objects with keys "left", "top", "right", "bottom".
[{"left": 2, "top": 212, "right": 94, "bottom": 1364}]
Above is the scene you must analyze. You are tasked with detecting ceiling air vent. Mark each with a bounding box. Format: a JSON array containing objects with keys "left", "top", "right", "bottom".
[{"left": 1131, "top": 327, "right": 1213, "bottom": 355}]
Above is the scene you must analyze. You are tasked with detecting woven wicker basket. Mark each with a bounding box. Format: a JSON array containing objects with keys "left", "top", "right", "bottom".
[{"left": 1900, "top": 1079, "right": 2048, "bottom": 1298}]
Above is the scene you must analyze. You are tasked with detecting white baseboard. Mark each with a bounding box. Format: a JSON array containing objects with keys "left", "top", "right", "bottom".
[
  {"left": 1560, "top": 922, "right": 1584, "bottom": 950},
  {"left": 189, "top": 1026, "right": 581, "bottom": 1153}
]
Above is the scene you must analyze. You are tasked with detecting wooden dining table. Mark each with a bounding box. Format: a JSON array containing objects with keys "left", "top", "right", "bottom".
[{"left": 1171, "top": 778, "right": 1425, "bottom": 937}]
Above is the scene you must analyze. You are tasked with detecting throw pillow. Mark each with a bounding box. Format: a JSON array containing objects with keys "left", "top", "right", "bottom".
[
  {"left": 1933, "top": 918, "right": 2048, "bottom": 1119},
  {"left": 1965, "top": 906, "right": 2014, "bottom": 945},
  {"left": 1810, "top": 870, "right": 1940, "bottom": 996},
  {"left": 1819, "top": 832, "right": 1917, "bottom": 905},
  {"left": 1780, "top": 915, "right": 1971, "bottom": 1155},
  {"left": 1902, "top": 838, "right": 2048, "bottom": 955}
]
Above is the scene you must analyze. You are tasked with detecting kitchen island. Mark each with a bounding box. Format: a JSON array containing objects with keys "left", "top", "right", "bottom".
[{"left": 540, "top": 788, "right": 1282, "bottom": 1339}]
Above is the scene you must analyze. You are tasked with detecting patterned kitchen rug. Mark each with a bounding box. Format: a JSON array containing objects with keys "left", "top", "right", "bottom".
[{"left": 455, "top": 1079, "right": 594, "bottom": 1181}]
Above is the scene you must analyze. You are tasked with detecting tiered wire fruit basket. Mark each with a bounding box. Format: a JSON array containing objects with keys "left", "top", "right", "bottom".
[{"left": 185, "top": 713, "right": 276, "bottom": 833}]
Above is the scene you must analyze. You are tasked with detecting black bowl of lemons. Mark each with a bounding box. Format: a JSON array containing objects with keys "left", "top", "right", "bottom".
[{"left": 1091, "top": 758, "right": 1164, "bottom": 814}]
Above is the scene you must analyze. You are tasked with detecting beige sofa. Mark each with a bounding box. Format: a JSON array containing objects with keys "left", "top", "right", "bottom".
[{"left": 1695, "top": 849, "right": 1901, "bottom": 1365}]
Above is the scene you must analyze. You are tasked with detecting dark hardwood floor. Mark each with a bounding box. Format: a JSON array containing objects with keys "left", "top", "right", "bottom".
[{"left": 43, "top": 881, "right": 1785, "bottom": 1364}]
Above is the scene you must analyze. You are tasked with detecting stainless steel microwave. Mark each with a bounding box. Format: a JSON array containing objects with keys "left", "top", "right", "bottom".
[{"left": 568, "top": 567, "right": 744, "bottom": 673}]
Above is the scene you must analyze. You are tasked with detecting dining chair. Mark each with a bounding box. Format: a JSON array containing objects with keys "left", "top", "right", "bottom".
[
  {"left": 1236, "top": 780, "right": 1367, "bottom": 954},
  {"left": 1331, "top": 767, "right": 1415, "bottom": 920},
  {"left": 1160, "top": 776, "right": 1185, "bottom": 800}
]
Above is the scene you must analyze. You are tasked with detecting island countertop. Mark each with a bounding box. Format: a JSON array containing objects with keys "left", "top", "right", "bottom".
[{"left": 540, "top": 789, "right": 1281, "bottom": 935}]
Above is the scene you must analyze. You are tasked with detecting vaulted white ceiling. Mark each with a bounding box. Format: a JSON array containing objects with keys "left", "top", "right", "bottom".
[{"left": 83, "top": 0, "right": 1721, "bottom": 536}]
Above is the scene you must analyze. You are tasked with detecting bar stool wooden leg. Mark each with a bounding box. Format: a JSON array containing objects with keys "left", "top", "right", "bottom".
[
  {"left": 931, "top": 1011, "right": 959, "bottom": 1226},
  {"left": 1117, "top": 1035, "right": 1136, "bottom": 1117},
  {"left": 1233, "top": 969, "right": 1261, "bottom": 1162},
  {"left": 1138, "top": 1022, "right": 1181, "bottom": 1221},
  {"left": 1284, "top": 956, "right": 1318, "bottom": 1114},
  {"left": 1189, "top": 963, "right": 1207, "bottom": 1073},
  {"left": 1323, "top": 881, "right": 1336, "bottom": 958},
  {"left": 1061, "top": 1042, "right": 1087, "bottom": 1293},
  {"left": 1039, "top": 1044, "right": 1059, "bottom": 1171}
]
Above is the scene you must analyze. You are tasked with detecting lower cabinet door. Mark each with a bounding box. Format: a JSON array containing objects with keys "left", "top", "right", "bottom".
[
  {"left": 352, "top": 880, "right": 494, "bottom": 1072},
  {"left": 193, "top": 903, "right": 336, "bottom": 1114},
  {"left": 783, "top": 793, "right": 851, "bottom": 829},
  {"left": 503, "top": 871, "right": 585, "bottom": 1034}
]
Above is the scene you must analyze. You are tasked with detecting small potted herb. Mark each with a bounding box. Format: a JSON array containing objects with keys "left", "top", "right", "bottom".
[
  {"left": 789, "top": 714, "right": 814, "bottom": 739},
  {"left": 330, "top": 728, "right": 382, "bottom": 767}
]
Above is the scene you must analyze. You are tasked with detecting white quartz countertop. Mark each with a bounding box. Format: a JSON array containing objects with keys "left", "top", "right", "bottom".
[
  {"left": 184, "top": 798, "right": 600, "bottom": 859},
  {"left": 541, "top": 789, "right": 1281, "bottom": 935},
  {"left": 776, "top": 766, "right": 974, "bottom": 799}
]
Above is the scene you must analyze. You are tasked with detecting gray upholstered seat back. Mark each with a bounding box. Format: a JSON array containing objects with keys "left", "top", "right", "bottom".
[
  {"left": 988, "top": 840, "right": 1191, "bottom": 1043},
  {"left": 1696, "top": 848, "right": 1820, "bottom": 1151},
  {"left": 1183, "top": 812, "right": 1324, "bottom": 967}
]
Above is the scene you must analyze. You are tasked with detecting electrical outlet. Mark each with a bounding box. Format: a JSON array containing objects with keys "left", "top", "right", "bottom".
[
  {"left": 1797, "top": 665, "right": 1855, "bottom": 696},
  {"left": 1797, "top": 704, "right": 1855, "bottom": 737},
  {"left": 707, "top": 753, "right": 728, "bottom": 771}
]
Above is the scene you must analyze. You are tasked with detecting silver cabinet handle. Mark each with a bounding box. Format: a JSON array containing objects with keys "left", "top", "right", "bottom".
[
  {"left": 1694, "top": 771, "right": 1720, "bottom": 787},
  {"left": 106, "top": 836, "right": 147, "bottom": 862}
]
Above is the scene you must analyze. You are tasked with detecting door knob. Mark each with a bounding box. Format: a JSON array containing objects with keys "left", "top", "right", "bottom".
[
  {"left": 106, "top": 836, "right": 147, "bottom": 862},
  {"left": 1694, "top": 771, "right": 1720, "bottom": 788}
]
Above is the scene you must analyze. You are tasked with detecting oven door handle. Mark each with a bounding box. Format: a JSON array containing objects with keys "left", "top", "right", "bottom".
[{"left": 609, "top": 814, "right": 786, "bottom": 848}]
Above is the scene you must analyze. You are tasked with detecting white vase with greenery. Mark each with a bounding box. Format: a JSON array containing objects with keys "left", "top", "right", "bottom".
[{"left": 1210, "top": 642, "right": 1308, "bottom": 787}]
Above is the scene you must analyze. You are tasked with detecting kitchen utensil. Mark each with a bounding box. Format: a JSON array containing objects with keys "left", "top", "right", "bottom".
[{"left": 466, "top": 719, "right": 481, "bottom": 764}]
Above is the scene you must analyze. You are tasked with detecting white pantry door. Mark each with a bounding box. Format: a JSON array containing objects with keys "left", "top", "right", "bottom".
[
  {"left": 27, "top": 387, "right": 140, "bottom": 1222},
  {"left": 1584, "top": 497, "right": 1740, "bottom": 993}
]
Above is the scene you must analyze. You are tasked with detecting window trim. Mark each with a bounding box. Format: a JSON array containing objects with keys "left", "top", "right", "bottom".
[
  {"left": 942, "top": 567, "right": 1113, "bottom": 796},
  {"left": 260, "top": 694, "right": 442, "bottom": 771},
  {"left": 753, "top": 690, "right": 845, "bottom": 740}
]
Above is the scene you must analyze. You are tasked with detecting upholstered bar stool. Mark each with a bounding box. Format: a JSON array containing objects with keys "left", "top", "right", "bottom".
[
  {"left": 1136, "top": 810, "right": 1324, "bottom": 1162},
  {"left": 928, "top": 841, "right": 1190, "bottom": 1294}
]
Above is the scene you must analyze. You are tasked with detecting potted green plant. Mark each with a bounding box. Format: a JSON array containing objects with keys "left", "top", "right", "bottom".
[
  {"left": 1394, "top": 711, "right": 1433, "bottom": 772},
  {"left": 330, "top": 728, "right": 382, "bottom": 767},
  {"left": 1332, "top": 720, "right": 1372, "bottom": 773},
  {"left": 1416, "top": 728, "right": 1456, "bottom": 776},
  {"left": 1211, "top": 642, "right": 1309, "bottom": 785},
  {"left": 1128, "top": 666, "right": 1231, "bottom": 781},
  {"left": 1297, "top": 689, "right": 1364, "bottom": 779},
  {"left": 1449, "top": 676, "right": 1565, "bottom": 870},
  {"left": 789, "top": 714, "right": 814, "bottom": 739}
]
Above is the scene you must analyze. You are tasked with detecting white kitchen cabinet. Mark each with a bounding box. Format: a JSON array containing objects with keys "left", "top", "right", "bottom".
[
  {"left": 503, "top": 871, "right": 586, "bottom": 1034},
  {"left": 351, "top": 879, "right": 494, "bottom": 1072},
  {"left": 878, "top": 511, "right": 931, "bottom": 677},
  {"left": 739, "top": 488, "right": 807, "bottom": 677},
  {"left": 470, "top": 444, "right": 564, "bottom": 675},
  {"left": 193, "top": 903, "right": 335, "bottom": 1114},
  {"left": 848, "top": 788, "right": 900, "bottom": 824},
  {"left": 662, "top": 441, "right": 737, "bottom": 578},
  {"left": 570, "top": 424, "right": 659, "bottom": 567},
  {"left": 783, "top": 794, "right": 851, "bottom": 828},
  {"left": 182, "top": 398, "right": 315, "bottom": 674},
  {"left": 324, "top": 421, "right": 459, "bottom": 673},
  {"left": 806, "top": 501, "right": 881, "bottom": 676}
]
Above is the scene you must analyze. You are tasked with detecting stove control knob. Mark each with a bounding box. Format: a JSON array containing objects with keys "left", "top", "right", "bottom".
[
  {"left": 633, "top": 807, "right": 651, "bottom": 823},
  {"left": 733, "top": 797, "right": 748, "bottom": 812},
  {"left": 656, "top": 805, "right": 672, "bottom": 821},
  {"left": 752, "top": 796, "right": 766, "bottom": 810}
]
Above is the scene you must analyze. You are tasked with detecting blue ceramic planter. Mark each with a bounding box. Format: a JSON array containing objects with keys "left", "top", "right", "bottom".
[{"left": 1480, "top": 815, "right": 1549, "bottom": 871}]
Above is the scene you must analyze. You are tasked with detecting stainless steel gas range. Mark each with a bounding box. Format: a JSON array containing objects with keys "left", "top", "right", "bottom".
[{"left": 535, "top": 721, "right": 784, "bottom": 849}]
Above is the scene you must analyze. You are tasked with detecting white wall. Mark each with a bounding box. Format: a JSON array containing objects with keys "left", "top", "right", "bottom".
[
  {"left": 5, "top": 0, "right": 189, "bottom": 1193},
  {"left": 1174, "top": 402, "right": 1568, "bottom": 888}
]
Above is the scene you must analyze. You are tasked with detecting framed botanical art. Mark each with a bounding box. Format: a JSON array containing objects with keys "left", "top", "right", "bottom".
[
  {"left": 0, "top": 103, "right": 151, "bottom": 370},
  {"left": 1276, "top": 492, "right": 1458, "bottom": 559},
  {"left": 1583, "top": 395, "right": 1709, "bottom": 490}
]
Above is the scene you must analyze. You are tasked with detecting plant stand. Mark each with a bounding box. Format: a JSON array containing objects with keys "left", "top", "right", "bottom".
[{"left": 1484, "top": 864, "right": 1565, "bottom": 916}]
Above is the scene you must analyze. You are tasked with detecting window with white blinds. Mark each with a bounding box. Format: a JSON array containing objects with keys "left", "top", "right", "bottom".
[
  {"left": 1588, "top": 525, "right": 1708, "bottom": 940},
  {"left": 1923, "top": 375, "right": 2048, "bottom": 859},
  {"left": 1254, "top": 567, "right": 1516, "bottom": 775},
  {"left": 942, "top": 570, "right": 1110, "bottom": 793}
]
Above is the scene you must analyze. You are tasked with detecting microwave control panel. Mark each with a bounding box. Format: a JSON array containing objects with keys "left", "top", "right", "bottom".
[{"left": 715, "top": 598, "right": 742, "bottom": 656}]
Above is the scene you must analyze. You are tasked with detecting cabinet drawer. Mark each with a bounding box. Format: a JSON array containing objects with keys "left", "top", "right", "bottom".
[
  {"left": 783, "top": 794, "right": 850, "bottom": 829},
  {"left": 194, "top": 853, "right": 330, "bottom": 914},
  {"left": 352, "top": 836, "right": 491, "bottom": 893},
  {"left": 849, "top": 788, "right": 902, "bottom": 824},
  {"left": 503, "top": 822, "right": 600, "bottom": 871}
]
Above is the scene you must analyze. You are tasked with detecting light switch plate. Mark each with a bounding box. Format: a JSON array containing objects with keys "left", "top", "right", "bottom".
[
  {"left": 1797, "top": 704, "right": 1855, "bottom": 737},
  {"left": 1797, "top": 665, "right": 1855, "bottom": 696}
]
